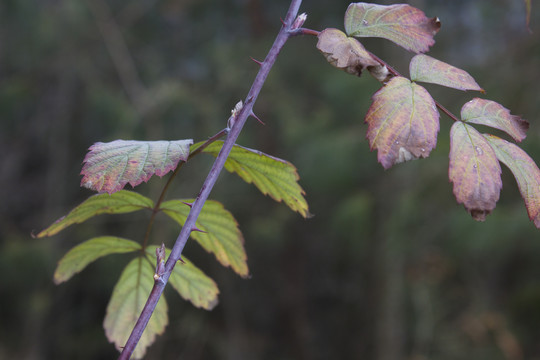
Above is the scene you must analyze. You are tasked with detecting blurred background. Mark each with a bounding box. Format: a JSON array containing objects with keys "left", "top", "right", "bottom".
[{"left": 1, "top": 0, "right": 540, "bottom": 359}]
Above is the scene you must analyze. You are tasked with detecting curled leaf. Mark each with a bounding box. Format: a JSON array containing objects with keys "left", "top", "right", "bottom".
[
  {"left": 410, "top": 54, "right": 483, "bottom": 91},
  {"left": 344, "top": 3, "right": 441, "bottom": 53},
  {"left": 316, "top": 28, "right": 379, "bottom": 76},
  {"left": 365, "top": 76, "right": 439, "bottom": 169},
  {"left": 484, "top": 134, "right": 540, "bottom": 228},
  {"left": 81, "top": 139, "right": 193, "bottom": 194},
  {"left": 461, "top": 98, "right": 529, "bottom": 142},
  {"left": 449, "top": 122, "right": 502, "bottom": 221},
  {"left": 35, "top": 190, "right": 153, "bottom": 238}
]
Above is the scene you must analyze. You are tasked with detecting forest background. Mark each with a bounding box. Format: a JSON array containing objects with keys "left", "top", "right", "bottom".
[{"left": 1, "top": 0, "right": 540, "bottom": 359}]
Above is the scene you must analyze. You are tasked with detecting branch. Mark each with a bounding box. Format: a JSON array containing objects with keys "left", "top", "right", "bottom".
[{"left": 118, "top": 1, "right": 304, "bottom": 358}]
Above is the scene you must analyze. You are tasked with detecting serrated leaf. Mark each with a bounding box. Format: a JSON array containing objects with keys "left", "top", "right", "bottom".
[
  {"left": 344, "top": 3, "right": 441, "bottom": 53},
  {"left": 81, "top": 139, "right": 193, "bottom": 194},
  {"left": 146, "top": 246, "right": 219, "bottom": 310},
  {"left": 461, "top": 98, "right": 529, "bottom": 142},
  {"left": 316, "top": 28, "right": 379, "bottom": 76},
  {"left": 36, "top": 190, "right": 153, "bottom": 238},
  {"left": 365, "top": 76, "right": 439, "bottom": 169},
  {"left": 54, "top": 237, "right": 141, "bottom": 284},
  {"left": 410, "top": 54, "right": 483, "bottom": 91},
  {"left": 196, "top": 141, "right": 310, "bottom": 217},
  {"left": 484, "top": 135, "right": 540, "bottom": 228},
  {"left": 160, "top": 199, "right": 248, "bottom": 277},
  {"left": 449, "top": 122, "right": 502, "bottom": 221},
  {"left": 104, "top": 257, "right": 168, "bottom": 359}
]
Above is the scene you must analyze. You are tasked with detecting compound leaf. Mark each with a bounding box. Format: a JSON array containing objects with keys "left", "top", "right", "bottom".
[
  {"left": 449, "top": 122, "right": 502, "bottom": 221},
  {"left": 35, "top": 190, "right": 153, "bottom": 238},
  {"left": 344, "top": 3, "right": 440, "bottom": 53},
  {"left": 316, "top": 28, "right": 379, "bottom": 76},
  {"left": 54, "top": 237, "right": 141, "bottom": 284},
  {"left": 104, "top": 257, "right": 168, "bottom": 359},
  {"left": 365, "top": 76, "right": 439, "bottom": 169},
  {"left": 160, "top": 199, "right": 248, "bottom": 277},
  {"left": 484, "top": 134, "right": 540, "bottom": 228},
  {"left": 146, "top": 246, "right": 219, "bottom": 310},
  {"left": 81, "top": 139, "right": 193, "bottom": 194},
  {"left": 196, "top": 141, "right": 310, "bottom": 218},
  {"left": 461, "top": 98, "right": 529, "bottom": 142},
  {"left": 410, "top": 54, "right": 483, "bottom": 91}
]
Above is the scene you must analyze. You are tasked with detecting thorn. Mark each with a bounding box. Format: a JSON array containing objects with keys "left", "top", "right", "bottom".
[
  {"left": 191, "top": 226, "right": 208, "bottom": 233},
  {"left": 280, "top": 17, "right": 286, "bottom": 26},
  {"left": 182, "top": 201, "right": 193, "bottom": 208},
  {"left": 250, "top": 110, "right": 265, "bottom": 125},
  {"left": 178, "top": 257, "right": 185, "bottom": 264},
  {"left": 250, "top": 57, "right": 263, "bottom": 66}
]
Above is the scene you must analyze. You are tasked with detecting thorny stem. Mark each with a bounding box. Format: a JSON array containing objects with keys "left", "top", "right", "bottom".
[
  {"left": 118, "top": 1, "right": 304, "bottom": 358},
  {"left": 140, "top": 128, "right": 228, "bottom": 251}
]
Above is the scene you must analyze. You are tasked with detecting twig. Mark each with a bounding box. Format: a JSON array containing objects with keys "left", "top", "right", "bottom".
[{"left": 118, "top": 0, "right": 304, "bottom": 358}]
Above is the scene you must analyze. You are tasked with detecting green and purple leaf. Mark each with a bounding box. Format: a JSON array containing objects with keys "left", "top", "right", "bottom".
[
  {"left": 344, "top": 3, "right": 441, "bottom": 53},
  {"left": 195, "top": 141, "right": 310, "bottom": 217},
  {"left": 54, "top": 237, "right": 141, "bottom": 284},
  {"left": 484, "top": 134, "right": 540, "bottom": 228},
  {"left": 409, "top": 54, "right": 483, "bottom": 91},
  {"left": 365, "top": 76, "right": 439, "bottom": 169},
  {"left": 160, "top": 199, "right": 248, "bottom": 277},
  {"left": 449, "top": 122, "right": 502, "bottom": 221},
  {"left": 81, "top": 139, "right": 193, "bottom": 194},
  {"left": 316, "top": 28, "right": 379, "bottom": 76},
  {"left": 35, "top": 190, "right": 153, "bottom": 238},
  {"left": 146, "top": 246, "right": 219, "bottom": 310},
  {"left": 461, "top": 98, "right": 529, "bottom": 142},
  {"left": 104, "top": 257, "right": 168, "bottom": 359}
]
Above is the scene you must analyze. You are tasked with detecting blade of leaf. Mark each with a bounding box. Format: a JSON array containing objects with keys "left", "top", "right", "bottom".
[
  {"left": 35, "top": 190, "right": 153, "bottom": 238},
  {"left": 54, "top": 237, "right": 141, "bottom": 284},
  {"left": 146, "top": 246, "right": 219, "bottom": 310},
  {"left": 104, "top": 257, "right": 168, "bottom": 359},
  {"left": 484, "top": 134, "right": 540, "bottom": 228},
  {"left": 316, "top": 28, "right": 379, "bottom": 76},
  {"left": 409, "top": 54, "right": 483, "bottom": 91},
  {"left": 160, "top": 199, "right": 248, "bottom": 277},
  {"left": 81, "top": 139, "right": 193, "bottom": 194},
  {"left": 461, "top": 98, "right": 529, "bottom": 142},
  {"left": 365, "top": 76, "right": 439, "bottom": 169},
  {"left": 344, "top": 3, "right": 441, "bottom": 53},
  {"left": 449, "top": 122, "right": 502, "bottom": 221},
  {"left": 194, "top": 141, "right": 310, "bottom": 218}
]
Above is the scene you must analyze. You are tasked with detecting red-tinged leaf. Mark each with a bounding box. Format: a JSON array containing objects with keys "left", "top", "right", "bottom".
[
  {"left": 484, "top": 134, "right": 540, "bottom": 228},
  {"left": 316, "top": 28, "right": 379, "bottom": 76},
  {"left": 81, "top": 139, "right": 193, "bottom": 194},
  {"left": 410, "top": 54, "right": 483, "bottom": 91},
  {"left": 35, "top": 190, "right": 153, "bottom": 238},
  {"left": 449, "top": 122, "right": 502, "bottom": 221},
  {"left": 365, "top": 76, "right": 439, "bottom": 169},
  {"left": 461, "top": 98, "right": 529, "bottom": 142},
  {"left": 344, "top": 3, "right": 441, "bottom": 53}
]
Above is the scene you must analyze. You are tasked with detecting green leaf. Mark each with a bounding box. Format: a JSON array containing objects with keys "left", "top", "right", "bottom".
[
  {"left": 449, "top": 122, "right": 502, "bottom": 221},
  {"left": 104, "top": 257, "right": 168, "bottom": 359},
  {"left": 54, "top": 237, "right": 141, "bottom": 284},
  {"left": 344, "top": 3, "right": 441, "bottom": 53},
  {"left": 81, "top": 139, "right": 193, "bottom": 194},
  {"left": 316, "top": 28, "right": 379, "bottom": 77},
  {"left": 196, "top": 141, "right": 310, "bottom": 217},
  {"left": 461, "top": 98, "right": 529, "bottom": 142},
  {"left": 36, "top": 190, "right": 153, "bottom": 238},
  {"left": 146, "top": 246, "right": 219, "bottom": 310},
  {"left": 160, "top": 199, "right": 248, "bottom": 277},
  {"left": 365, "top": 76, "right": 439, "bottom": 169},
  {"left": 409, "top": 54, "right": 483, "bottom": 91},
  {"left": 484, "top": 134, "right": 540, "bottom": 228}
]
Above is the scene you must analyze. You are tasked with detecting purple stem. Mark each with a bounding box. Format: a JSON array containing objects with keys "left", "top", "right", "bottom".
[{"left": 118, "top": 0, "right": 303, "bottom": 358}]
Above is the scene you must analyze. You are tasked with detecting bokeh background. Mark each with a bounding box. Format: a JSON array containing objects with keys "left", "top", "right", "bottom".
[{"left": 2, "top": 0, "right": 540, "bottom": 359}]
